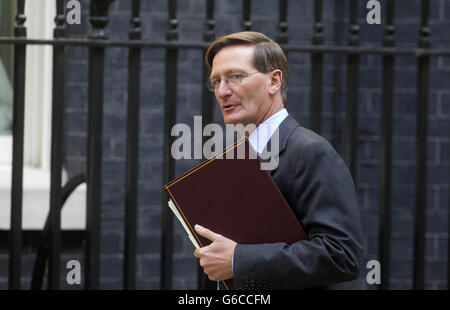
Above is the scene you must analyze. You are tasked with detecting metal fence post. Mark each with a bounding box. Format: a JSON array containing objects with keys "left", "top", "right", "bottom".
[
  {"left": 48, "top": 0, "right": 67, "bottom": 290},
  {"left": 379, "top": 0, "right": 396, "bottom": 291},
  {"left": 310, "top": 0, "right": 324, "bottom": 134},
  {"left": 414, "top": 0, "right": 431, "bottom": 291},
  {"left": 344, "top": 0, "right": 360, "bottom": 179},
  {"left": 124, "top": 0, "right": 142, "bottom": 290},
  {"left": 85, "top": 0, "right": 114, "bottom": 290},
  {"left": 9, "top": 0, "right": 27, "bottom": 291},
  {"left": 161, "top": 0, "right": 179, "bottom": 290}
]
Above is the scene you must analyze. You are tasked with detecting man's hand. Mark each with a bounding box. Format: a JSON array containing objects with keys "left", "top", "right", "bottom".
[{"left": 193, "top": 224, "right": 237, "bottom": 281}]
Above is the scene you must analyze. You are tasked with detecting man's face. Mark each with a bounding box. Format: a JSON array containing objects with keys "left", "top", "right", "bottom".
[{"left": 210, "top": 45, "right": 272, "bottom": 126}]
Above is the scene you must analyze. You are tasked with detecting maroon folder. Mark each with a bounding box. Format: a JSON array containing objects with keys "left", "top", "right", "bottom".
[{"left": 163, "top": 138, "right": 308, "bottom": 289}]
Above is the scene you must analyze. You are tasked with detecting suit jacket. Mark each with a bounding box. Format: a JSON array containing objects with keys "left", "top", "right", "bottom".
[{"left": 232, "top": 115, "right": 364, "bottom": 290}]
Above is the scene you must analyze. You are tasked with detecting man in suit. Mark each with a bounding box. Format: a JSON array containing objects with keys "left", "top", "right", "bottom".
[{"left": 193, "top": 31, "right": 364, "bottom": 289}]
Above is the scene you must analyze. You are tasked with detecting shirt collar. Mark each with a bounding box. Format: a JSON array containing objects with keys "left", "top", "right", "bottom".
[{"left": 248, "top": 108, "right": 289, "bottom": 155}]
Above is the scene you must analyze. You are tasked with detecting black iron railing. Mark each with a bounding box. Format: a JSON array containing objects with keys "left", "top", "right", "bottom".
[
  {"left": 8, "top": 0, "right": 26, "bottom": 291},
  {"left": 0, "top": 0, "right": 449, "bottom": 290}
]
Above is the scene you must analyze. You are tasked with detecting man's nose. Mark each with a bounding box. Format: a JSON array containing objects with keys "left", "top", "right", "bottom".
[{"left": 216, "top": 80, "right": 232, "bottom": 98}]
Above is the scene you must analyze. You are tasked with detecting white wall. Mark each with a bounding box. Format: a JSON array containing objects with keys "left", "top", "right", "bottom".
[{"left": 0, "top": 1, "right": 85, "bottom": 230}]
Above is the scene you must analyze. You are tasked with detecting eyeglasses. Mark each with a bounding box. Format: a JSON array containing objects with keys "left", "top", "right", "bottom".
[{"left": 207, "top": 71, "right": 260, "bottom": 91}]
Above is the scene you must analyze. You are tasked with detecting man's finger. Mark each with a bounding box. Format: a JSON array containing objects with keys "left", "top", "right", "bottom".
[
  {"left": 194, "top": 224, "right": 221, "bottom": 242},
  {"left": 193, "top": 248, "right": 201, "bottom": 258}
]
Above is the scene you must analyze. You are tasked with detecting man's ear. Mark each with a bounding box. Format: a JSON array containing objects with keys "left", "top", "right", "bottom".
[{"left": 268, "top": 70, "right": 282, "bottom": 95}]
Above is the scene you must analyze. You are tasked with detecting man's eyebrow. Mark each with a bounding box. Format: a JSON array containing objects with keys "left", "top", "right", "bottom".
[{"left": 210, "top": 68, "right": 246, "bottom": 80}]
